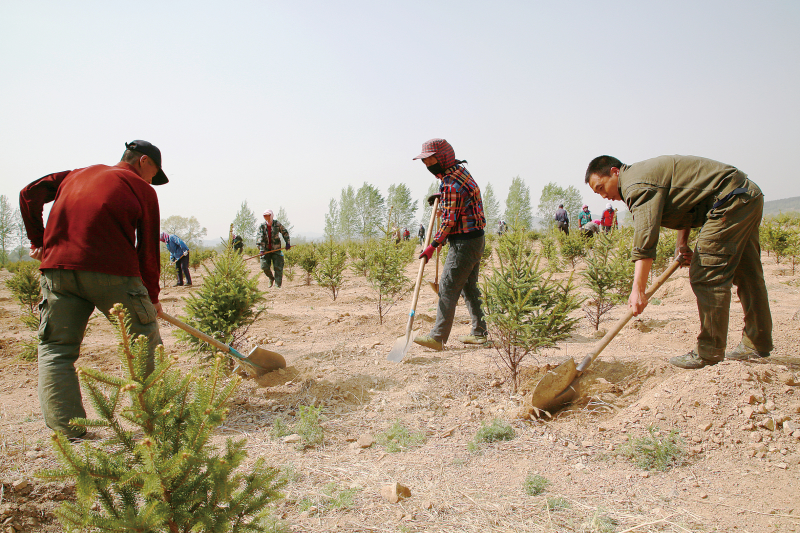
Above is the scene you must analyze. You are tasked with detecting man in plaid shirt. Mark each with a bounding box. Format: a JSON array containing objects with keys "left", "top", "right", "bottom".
[{"left": 413, "top": 138, "right": 488, "bottom": 350}]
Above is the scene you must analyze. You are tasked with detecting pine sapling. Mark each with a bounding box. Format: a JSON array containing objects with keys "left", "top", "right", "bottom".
[
  {"left": 313, "top": 240, "right": 347, "bottom": 300},
  {"left": 181, "top": 244, "right": 265, "bottom": 361},
  {"left": 481, "top": 230, "right": 581, "bottom": 391},
  {"left": 347, "top": 241, "right": 370, "bottom": 277},
  {"left": 37, "top": 305, "right": 285, "bottom": 532},
  {"left": 366, "top": 236, "right": 411, "bottom": 324},
  {"left": 581, "top": 233, "right": 627, "bottom": 330},
  {"left": 296, "top": 244, "right": 318, "bottom": 285},
  {"left": 558, "top": 228, "right": 589, "bottom": 268}
]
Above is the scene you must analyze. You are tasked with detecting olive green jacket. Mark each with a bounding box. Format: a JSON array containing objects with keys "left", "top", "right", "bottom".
[{"left": 619, "top": 155, "right": 747, "bottom": 261}]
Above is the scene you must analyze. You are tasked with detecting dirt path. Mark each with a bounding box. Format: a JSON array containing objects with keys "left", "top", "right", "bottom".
[{"left": 1, "top": 252, "right": 798, "bottom": 532}]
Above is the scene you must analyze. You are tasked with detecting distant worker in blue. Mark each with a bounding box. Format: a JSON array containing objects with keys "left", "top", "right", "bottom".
[{"left": 160, "top": 232, "right": 192, "bottom": 286}]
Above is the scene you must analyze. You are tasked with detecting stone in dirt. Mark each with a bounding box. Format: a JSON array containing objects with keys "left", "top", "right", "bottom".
[
  {"left": 380, "top": 482, "right": 411, "bottom": 503},
  {"left": 357, "top": 434, "right": 375, "bottom": 448}
]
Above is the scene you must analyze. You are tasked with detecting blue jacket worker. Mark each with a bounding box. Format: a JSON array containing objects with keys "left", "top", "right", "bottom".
[{"left": 160, "top": 232, "right": 192, "bottom": 286}]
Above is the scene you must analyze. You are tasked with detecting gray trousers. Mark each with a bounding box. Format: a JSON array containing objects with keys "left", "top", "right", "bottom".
[
  {"left": 38, "top": 269, "right": 162, "bottom": 438},
  {"left": 430, "top": 236, "right": 487, "bottom": 343},
  {"left": 690, "top": 179, "right": 773, "bottom": 360}
]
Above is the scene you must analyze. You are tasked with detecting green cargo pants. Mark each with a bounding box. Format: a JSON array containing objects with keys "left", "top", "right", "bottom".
[
  {"left": 38, "top": 269, "right": 162, "bottom": 438},
  {"left": 690, "top": 179, "right": 773, "bottom": 361},
  {"left": 260, "top": 251, "right": 285, "bottom": 287}
]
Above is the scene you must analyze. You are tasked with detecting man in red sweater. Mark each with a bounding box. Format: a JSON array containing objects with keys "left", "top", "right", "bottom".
[{"left": 19, "top": 140, "right": 168, "bottom": 440}]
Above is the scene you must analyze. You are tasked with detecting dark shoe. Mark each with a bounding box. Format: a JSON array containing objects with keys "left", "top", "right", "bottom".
[
  {"left": 414, "top": 335, "right": 443, "bottom": 351},
  {"left": 185, "top": 283, "right": 192, "bottom": 286},
  {"left": 174, "top": 282, "right": 184, "bottom": 287},
  {"left": 669, "top": 351, "right": 719, "bottom": 369},
  {"left": 269, "top": 279, "right": 274, "bottom": 287},
  {"left": 726, "top": 341, "right": 770, "bottom": 361},
  {"left": 458, "top": 334, "right": 488, "bottom": 345}
]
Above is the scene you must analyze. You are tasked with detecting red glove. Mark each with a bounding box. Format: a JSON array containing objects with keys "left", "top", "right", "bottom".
[{"left": 419, "top": 244, "right": 436, "bottom": 262}]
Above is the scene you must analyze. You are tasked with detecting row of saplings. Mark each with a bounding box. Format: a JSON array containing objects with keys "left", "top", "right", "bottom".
[{"left": 5, "top": 233, "right": 690, "bottom": 531}]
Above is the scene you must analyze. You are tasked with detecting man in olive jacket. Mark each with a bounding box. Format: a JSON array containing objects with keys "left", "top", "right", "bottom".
[{"left": 585, "top": 155, "right": 773, "bottom": 369}]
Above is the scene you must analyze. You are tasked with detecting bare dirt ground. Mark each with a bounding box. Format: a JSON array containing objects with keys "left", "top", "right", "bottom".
[{"left": 1, "top": 249, "right": 799, "bottom": 533}]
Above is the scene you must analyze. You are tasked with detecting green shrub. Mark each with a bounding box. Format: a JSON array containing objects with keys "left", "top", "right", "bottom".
[
  {"left": 376, "top": 420, "right": 426, "bottom": 453},
  {"left": 546, "top": 496, "right": 570, "bottom": 511},
  {"left": 297, "top": 482, "right": 359, "bottom": 515},
  {"left": 366, "top": 237, "right": 411, "bottom": 324},
  {"left": 180, "top": 244, "right": 265, "bottom": 361},
  {"left": 473, "top": 418, "right": 515, "bottom": 444},
  {"left": 294, "top": 405, "right": 325, "bottom": 449},
  {"left": 481, "top": 230, "right": 581, "bottom": 391},
  {"left": 558, "top": 228, "right": 588, "bottom": 268},
  {"left": 347, "top": 241, "right": 371, "bottom": 277},
  {"left": 37, "top": 305, "right": 285, "bottom": 532},
  {"left": 523, "top": 473, "right": 550, "bottom": 496},
  {"left": 295, "top": 243, "right": 318, "bottom": 285},
  {"left": 313, "top": 240, "right": 347, "bottom": 300},
  {"left": 159, "top": 251, "right": 177, "bottom": 287},
  {"left": 620, "top": 426, "right": 685, "bottom": 471},
  {"left": 5, "top": 260, "right": 41, "bottom": 314},
  {"left": 581, "top": 233, "right": 628, "bottom": 330}
]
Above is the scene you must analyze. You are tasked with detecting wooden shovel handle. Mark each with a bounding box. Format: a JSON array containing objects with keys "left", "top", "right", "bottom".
[
  {"left": 403, "top": 197, "right": 440, "bottom": 338},
  {"left": 159, "top": 311, "right": 234, "bottom": 355},
  {"left": 577, "top": 258, "right": 682, "bottom": 372}
]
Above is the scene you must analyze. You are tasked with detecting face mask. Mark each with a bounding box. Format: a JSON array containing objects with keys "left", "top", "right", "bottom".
[{"left": 426, "top": 162, "right": 444, "bottom": 176}]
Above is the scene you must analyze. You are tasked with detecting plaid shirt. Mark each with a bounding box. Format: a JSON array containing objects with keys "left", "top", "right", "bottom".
[
  {"left": 257, "top": 220, "right": 290, "bottom": 251},
  {"left": 433, "top": 165, "right": 486, "bottom": 244}
]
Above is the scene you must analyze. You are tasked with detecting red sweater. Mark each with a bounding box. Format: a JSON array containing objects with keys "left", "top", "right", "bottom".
[{"left": 19, "top": 162, "right": 162, "bottom": 303}]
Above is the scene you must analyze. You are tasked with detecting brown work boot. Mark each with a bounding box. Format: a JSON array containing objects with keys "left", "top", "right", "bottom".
[
  {"left": 725, "top": 341, "right": 770, "bottom": 361},
  {"left": 458, "top": 334, "right": 488, "bottom": 345},
  {"left": 414, "top": 335, "right": 443, "bottom": 351},
  {"left": 669, "top": 351, "right": 719, "bottom": 369}
]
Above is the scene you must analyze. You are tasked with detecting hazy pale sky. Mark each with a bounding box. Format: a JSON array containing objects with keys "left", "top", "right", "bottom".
[{"left": 2, "top": 1, "right": 798, "bottom": 240}]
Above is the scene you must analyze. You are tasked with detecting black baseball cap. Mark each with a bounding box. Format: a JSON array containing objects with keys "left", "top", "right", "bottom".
[{"left": 125, "top": 140, "right": 169, "bottom": 185}]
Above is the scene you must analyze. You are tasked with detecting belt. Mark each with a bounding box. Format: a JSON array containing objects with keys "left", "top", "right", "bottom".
[{"left": 712, "top": 187, "right": 748, "bottom": 209}]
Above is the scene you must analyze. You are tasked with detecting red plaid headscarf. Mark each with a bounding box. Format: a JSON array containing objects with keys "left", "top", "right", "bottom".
[{"left": 413, "top": 138, "right": 458, "bottom": 170}]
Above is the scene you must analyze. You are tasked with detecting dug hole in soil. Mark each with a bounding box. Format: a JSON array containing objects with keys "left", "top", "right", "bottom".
[{"left": 1, "top": 251, "right": 799, "bottom": 532}]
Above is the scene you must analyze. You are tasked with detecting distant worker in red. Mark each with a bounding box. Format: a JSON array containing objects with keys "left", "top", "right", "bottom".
[{"left": 19, "top": 140, "right": 168, "bottom": 440}]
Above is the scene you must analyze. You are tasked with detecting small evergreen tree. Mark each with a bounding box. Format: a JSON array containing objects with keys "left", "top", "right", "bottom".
[
  {"left": 295, "top": 243, "right": 318, "bottom": 285},
  {"left": 347, "top": 241, "right": 370, "bottom": 277},
  {"left": 313, "top": 240, "right": 347, "bottom": 300},
  {"left": 482, "top": 230, "right": 581, "bottom": 391},
  {"left": 581, "top": 233, "right": 628, "bottom": 330},
  {"left": 181, "top": 244, "right": 265, "bottom": 359},
  {"left": 38, "top": 305, "right": 285, "bottom": 532},
  {"left": 652, "top": 228, "right": 678, "bottom": 279},
  {"left": 160, "top": 251, "right": 177, "bottom": 287},
  {"left": 366, "top": 236, "right": 411, "bottom": 324},
  {"left": 558, "top": 228, "right": 588, "bottom": 268},
  {"left": 538, "top": 231, "right": 561, "bottom": 273},
  {"left": 282, "top": 248, "right": 298, "bottom": 282},
  {"left": 6, "top": 260, "right": 42, "bottom": 361}
]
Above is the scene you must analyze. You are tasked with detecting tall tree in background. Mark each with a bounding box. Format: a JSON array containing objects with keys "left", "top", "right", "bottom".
[
  {"left": 161, "top": 215, "right": 208, "bottom": 249},
  {"left": 537, "top": 182, "right": 584, "bottom": 230},
  {"left": 276, "top": 206, "right": 294, "bottom": 235},
  {"left": 12, "top": 209, "right": 29, "bottom": 261},
  {"left": 483, "top": 182, "right": 501, "bottom": 233},
  {"left": 337, "top": 185, "right": 357, "bottom": 242},
  {"left": 232, "top": 201, "right": 258, "bottom": 246},
  {"left": 324, "top": 198, "right": 339, "bottom": 241},
  {"left": 420, "top": 181, "right": 439, "bottom": 232},
  {"left": 354, "top": 182, "right": 385, "bottom": 241},
  {"left": 503, "top": 176, "right": 533, "bottom": 230},
  {"left": 386, "top": 183, "right": 418, "bottom": 231},
  {"left": 0, "top": 195, "right": 16, "bottom": 264}
]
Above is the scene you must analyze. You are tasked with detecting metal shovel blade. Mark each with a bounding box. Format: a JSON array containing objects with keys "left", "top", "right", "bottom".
[
  {"left": 427, "top": 281, "right": 439, "bottom": 295},
  {"left": 528, "top": 358, "right": 578, "bottom": 414},
  {"left": 245, "top": 346, "right": 286, "bottom": 373},
  {"left": 387, "top": 328, "right": 420, "bottom": 363}
]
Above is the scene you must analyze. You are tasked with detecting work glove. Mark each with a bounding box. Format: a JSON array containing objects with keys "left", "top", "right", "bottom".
[
  {"left": 427, "top": 193, "right": 441, "bottom": 206},
  {"left": 285, "top": 244, "right": 291, "bottom": 251},
  {"left": 419, "top": 244, "right": 436, "bottom": 262},
  {"left": 675, "top": 245, "right": 693, "bottom": 267}
]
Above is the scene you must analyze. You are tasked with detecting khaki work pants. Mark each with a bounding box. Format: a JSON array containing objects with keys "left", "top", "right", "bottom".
[
  {"left": 38, "top": 270, "right": 162, "bottom": 438},
  {"left": 690, "top": 180, "right": 773, "bottom": 361}
]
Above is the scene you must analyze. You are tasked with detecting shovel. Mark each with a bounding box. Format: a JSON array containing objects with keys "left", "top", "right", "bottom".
[
  {"left": 428, "top": 213, "right": 440, "bottom": 295},
  {"left": 243, "top": 248, "right": 284, "bottom": 262},
  {"left": 387, "top": 197, "right": 440, "bottom": 362},
  {"left": 528, "top": 258, "right": 682, "bottom": 416},
  {"left": 159, "top": 312, "right": 286, "bottom": 376}
]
